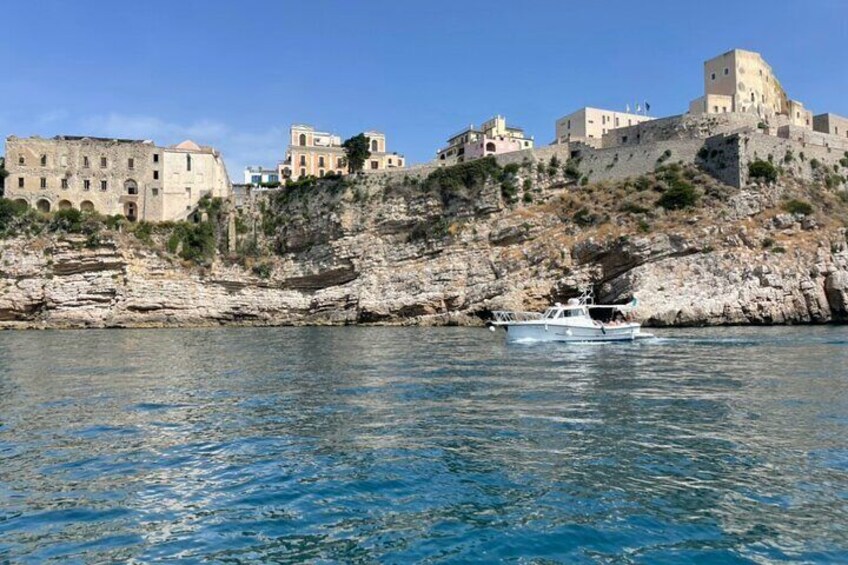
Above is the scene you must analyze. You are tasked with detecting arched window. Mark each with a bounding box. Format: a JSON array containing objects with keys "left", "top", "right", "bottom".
[
  {"left": 485, "top": 142, "right": 496, "bottom": 152},
  {"left": 58, "top": 199, "right": 73, "bottom": 210},
  {"left": 186, "top": 154, "right": 192, "bottom": 171},
  {"left": 40, "top": 155, "right": 47, "bottom": 166},
  {"left": 36, "top": 199, "right": 51, "bottom": 213},
  {"left": 299, "top": 133, "right": 307, "bottom": 146},
  {"left": 371, "top": 139, "right": 379, "bottom": 152},
  {"left": 299, "top": 155, "right": 306, "bottom": 166},
  {"left": 124, "top": 179, "right": 138, "bottom": 195},
  {"left": 80, "top": 200, "right": 95, "bottom": 212},
  {"left": 13, "top": 199, "right": 28, "bottom": 209}
]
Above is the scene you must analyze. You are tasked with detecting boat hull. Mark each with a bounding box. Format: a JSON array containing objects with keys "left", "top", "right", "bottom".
[{"left": 502, "top": 322, "right": 640, "bottom": 342}]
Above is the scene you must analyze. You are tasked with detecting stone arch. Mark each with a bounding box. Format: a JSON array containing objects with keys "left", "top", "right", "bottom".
[
  {"left": 58, "top": 199, "right": 73, "bottom": 210},
  {"left": 371, "top": 139, "right": 378, "bottom": 152},
  {"left": 12, "top": 199, "right": 28, "bottom": 209},
  {"left": 125, "top": 202, "right": 138, "bottom": 222},
  {"left": 80, "top": 200, "right": 95, "bottom": 212},
  {"left": 299, "top": 133, "right": 307, "bottom": 146},
  {"left": 124, "top": 179, "right": 138, "bottom": 195},
  {"left": 36, "top": 199, "right": 51, "bottom": 213},
  {"left": 485, "top": 142, "right": 496, "bottom": 152}
]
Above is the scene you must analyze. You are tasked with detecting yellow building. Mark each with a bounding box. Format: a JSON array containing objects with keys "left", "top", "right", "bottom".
[
  {"left": 688, "top": 48, "right": 811, "bottom": 128},
  {"left": 279, "top": 125, "right": 405, "bottom": 179}
]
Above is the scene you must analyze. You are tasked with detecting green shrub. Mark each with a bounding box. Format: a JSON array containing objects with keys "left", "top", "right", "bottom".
[
  {"left": 810, "top": 158, "right": 821, "bottom": 170},
  {"left": 784, "top": 150, "right": 794, "bottom": 163},
  {"left": 547, "top": 155, "right": 561, "bottom": 176},
  {"left": 637, "top": 219, "right": 651, "bottom": 233},
  {"left": 656, "top": 149, "right": 672, "bottom": 165},
  {"left": 826, "top": 174, "right": 845, "bottom": 189},
  {"left": 782, "top": 199, "right": 813, "bottom": 216},
  {"left": 502, "top": 163, "right": 520, "bottom": 175},
  {"left": 167, "top": 221, "right": 217, "bottom": 263},
  {"left": 619, "top": 202, "right": 649, "bottom": 214},
  {"left": 657, "top": 179, "right": 698, "bottom": 210},
  {"left": 762, "top": 237, "right": 774, "bottom": 249},
  {"left": 563, "top": 160, "right": 581, "bottom": 181},
  {"left": 748, "top": 159, "right": 778, "bottom": 183},
  {"left": 50, "top": 208, "right": 84, "bottom": 233},
  {"left": 573, "top": 207, "right": 597, "bottom": 227},
  {"left": 0, "top": 198, "right": 29, "bottom": 231},
  {"left": 252, "top": 262, "right": 272, "bottom": 279}
]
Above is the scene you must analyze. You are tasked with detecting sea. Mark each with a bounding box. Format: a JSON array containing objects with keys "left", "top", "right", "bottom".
[{"left": 0, "top": 326, "right": 846, "bottom": 563}]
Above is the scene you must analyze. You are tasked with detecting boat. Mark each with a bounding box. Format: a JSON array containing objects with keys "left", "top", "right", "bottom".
[{"left": 490, "top": 288, "right": 649, "bottom": 343}]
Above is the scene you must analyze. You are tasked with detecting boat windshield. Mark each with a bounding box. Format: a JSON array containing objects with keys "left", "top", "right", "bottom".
[{"left": 543, "top": 307, "right": 585, "bottom": 319}]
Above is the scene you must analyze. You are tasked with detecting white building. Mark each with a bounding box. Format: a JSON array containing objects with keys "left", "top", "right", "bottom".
[
  {"left": 243, "top": 166, "right": 280, "bottom": 186},
  {"left": 555, "top": 107, "right": 654, "bottom": 147}
]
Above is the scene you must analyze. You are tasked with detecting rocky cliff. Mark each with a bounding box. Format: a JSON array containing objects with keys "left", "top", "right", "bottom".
[{"left": 2, "top": 156, "right": 848, "bottom": 329}]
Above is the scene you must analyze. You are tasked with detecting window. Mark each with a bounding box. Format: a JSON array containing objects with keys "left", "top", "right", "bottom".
[
  {"left": 567, "top": 120, "right": 571, "bottom": 129},
  {"left": 299, "top": 133, "right": 307, "bottom": 146},
  {"left": 100, "top": 157, "right": 107, "bottom": 168},
  {"left": 370, "top": 161, "right": 379, "bottom": 169},
  {"left": 371, "top": 139, "right": 378, "bottom": 152},
  {"left": 185, "top": 187, "right": 191, "bottom": 198},
  {"left": 621, "top": 136, "right": 628, "bottom": 143},
  {"left": 299, "top": 155, "right": 306, "bottom": 166},
  {"left": 714, "top": 106, "right": 719, "bottom": 113},
  {"left": 18, "top": 177, "right": 24, "bottom": 188},
  {"left": 337, "top": 158, "right": 344, "bottom": 168},
  {"left": 711, "top": 72, "right": 716, "bottom": 80},
  {"left": 83, "top": 156, "right": 90, "bottom": 168},
  {"left": 40, "top": 177, "right": 47, "bottom": 189},
  {"left": 40, "top": 155, "right": 47, "bottom": 166},
  {"left": 388, "top": 158, "right": 393, "bottom": 165},
  {"left": 319, "top": 169, "right": 325, "bottom": 177},
  {"left": 300, "top": 167, "right": 306, "bottom": 177},
  {"left": 100, "top": 180, "right": 107, "bottom": 191},
  {"left": 153, "top": 153, "right": 159, "bottom": 163},
  {"left": 153, "top": 170, "right": 159, "bottom": 180},
  {"left": 251, "top": 175, "right": 261, "bottom": 184},
  {"left": 83, "top": 180, "right": 91, "bottom": 191},
  {"left": 318, "top": 156, "right": 325, "bottom": 167},
  {"left": 128, "top": 158, "right": 134, "bottom": 170},
  {"left": 751, "top": 92, "right": 755, "bottom": 102},
  {"left": 152, "top": 188, "right": 159, "bottom": 196},
  {"left": 18, "top": 156, "right": 25, "bottom": 165},
  {"left": 61, "top": 178, "right": 68, "bottom": 189},
  {"left": 125, "top": 180, "right": 138, "bottom": 195},
  {"left": 724, "top": 68, "right": 729, "bottom": 75},
  {"left": 615, "top": 117, "right": 620, "bottom": 127},
  {"left": 186, "top": 154, "right": 192, "bottom": 171}
]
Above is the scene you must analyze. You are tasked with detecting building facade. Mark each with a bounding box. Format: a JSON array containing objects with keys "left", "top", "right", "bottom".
[
  {"left": 4, "top": 135, "right": 231, "bottom": 222},
  {"left": 279, "top": 125, "right": 405, "bottom": 179},
  {"left": 243, "top": 166, "right": 280, "bottom": 186},
  {"left": 436, "top": 115, "right": 533, "bottom": 165},
  {"left": 812, "top": 113, "right": 848, "bottom": 139},
  {"left": 555, "top": 108, "right": 653, "bottom": 147},
  {"left": 688, "top": 49, "right": 811, "bottom": 128}
]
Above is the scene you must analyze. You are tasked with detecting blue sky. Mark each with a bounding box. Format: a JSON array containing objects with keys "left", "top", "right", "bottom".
[{"left": 2, "top": 0, "right": 846, "bottom": 176}]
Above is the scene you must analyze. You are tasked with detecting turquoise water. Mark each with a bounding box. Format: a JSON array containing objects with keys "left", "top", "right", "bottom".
[{"left": 0, "top": 327, "right": 847, "bottom": 563}]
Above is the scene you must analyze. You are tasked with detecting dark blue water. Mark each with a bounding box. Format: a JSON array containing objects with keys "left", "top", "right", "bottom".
[{"left": 0, "top": 327, "right": 846, "bottom": 563}]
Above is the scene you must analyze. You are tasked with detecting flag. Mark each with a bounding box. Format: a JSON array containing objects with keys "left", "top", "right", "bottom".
[
  {"left": 645, "top": 102, "right": 651, "bottom": 114},
  {"left": 636, "top": 103, "right": 641, "bottom": 113},
  {"left": 626, "top": 103, "right": 630, "bottom": 113}
]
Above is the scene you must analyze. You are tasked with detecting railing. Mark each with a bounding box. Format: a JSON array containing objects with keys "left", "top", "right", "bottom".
[{"left": 492, "top": 311, "right": 544, "bottom": 324}]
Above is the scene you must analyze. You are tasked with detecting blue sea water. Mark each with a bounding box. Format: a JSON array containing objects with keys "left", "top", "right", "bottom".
[{"left": 0, "top": 326, "right": 847, "bottom": 563}]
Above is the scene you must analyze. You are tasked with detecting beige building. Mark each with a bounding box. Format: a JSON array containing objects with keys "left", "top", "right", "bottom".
[
  {"left": 688, "top": 48, "right": 811, "bottom": 128},
  {"left": 4, "top": 135, "right": 230, "bottom": 221},
  {"left": 436, "top": 115, "right": 533, "bottom": 165},
  {"left": 813, "top": 113, "right": 848, "bottom": 139},
  {"left": 279, "top": 124, "right": 405, "bottom": 179},
  {"left": 555, "top": 107, "right": 653, "bottom": 146}
]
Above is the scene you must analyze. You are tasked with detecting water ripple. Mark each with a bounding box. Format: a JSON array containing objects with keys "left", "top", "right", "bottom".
[{"left": 0, "top": 326, "right": 846, "bottom": 562}]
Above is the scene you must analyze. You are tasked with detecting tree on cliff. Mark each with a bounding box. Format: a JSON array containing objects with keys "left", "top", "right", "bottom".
[
  {"left": 341, "top": 134, "right": 371, "bottom": 173},
  {"left": 0, "top": 157, "right": 7, "bottom": 194}
]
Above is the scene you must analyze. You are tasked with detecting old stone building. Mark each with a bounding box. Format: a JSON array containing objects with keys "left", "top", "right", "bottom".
[
  {"left": 4, "top": 135, "right": 231, "bottom": 221},
  {"left": 688, "top": 49, "right": 812, "bottom": 128},
  {"left": 436, "top": 115, "right": 533, "bottom": 165},
  {"left": 279, "top": 124, "right": 405, "bottom": 179}
]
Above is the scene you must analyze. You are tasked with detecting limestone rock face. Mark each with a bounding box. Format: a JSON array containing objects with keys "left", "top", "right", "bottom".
[{"left": 1, "top": 172, "right": 847, "bottom": 329}]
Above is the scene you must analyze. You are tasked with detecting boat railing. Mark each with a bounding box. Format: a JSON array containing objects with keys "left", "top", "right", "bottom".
[{"left": 492, "top": 310, "right": 544, "bottom": 323}]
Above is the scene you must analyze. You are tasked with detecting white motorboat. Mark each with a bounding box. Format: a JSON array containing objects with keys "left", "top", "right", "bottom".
[{"left": 490, "top": 288, "right": 649, "bottom": 343}]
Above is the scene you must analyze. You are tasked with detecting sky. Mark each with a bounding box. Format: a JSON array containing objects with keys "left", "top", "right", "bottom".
[{"left": 1, "top": 0, "right": 846, "bottom": 177}]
